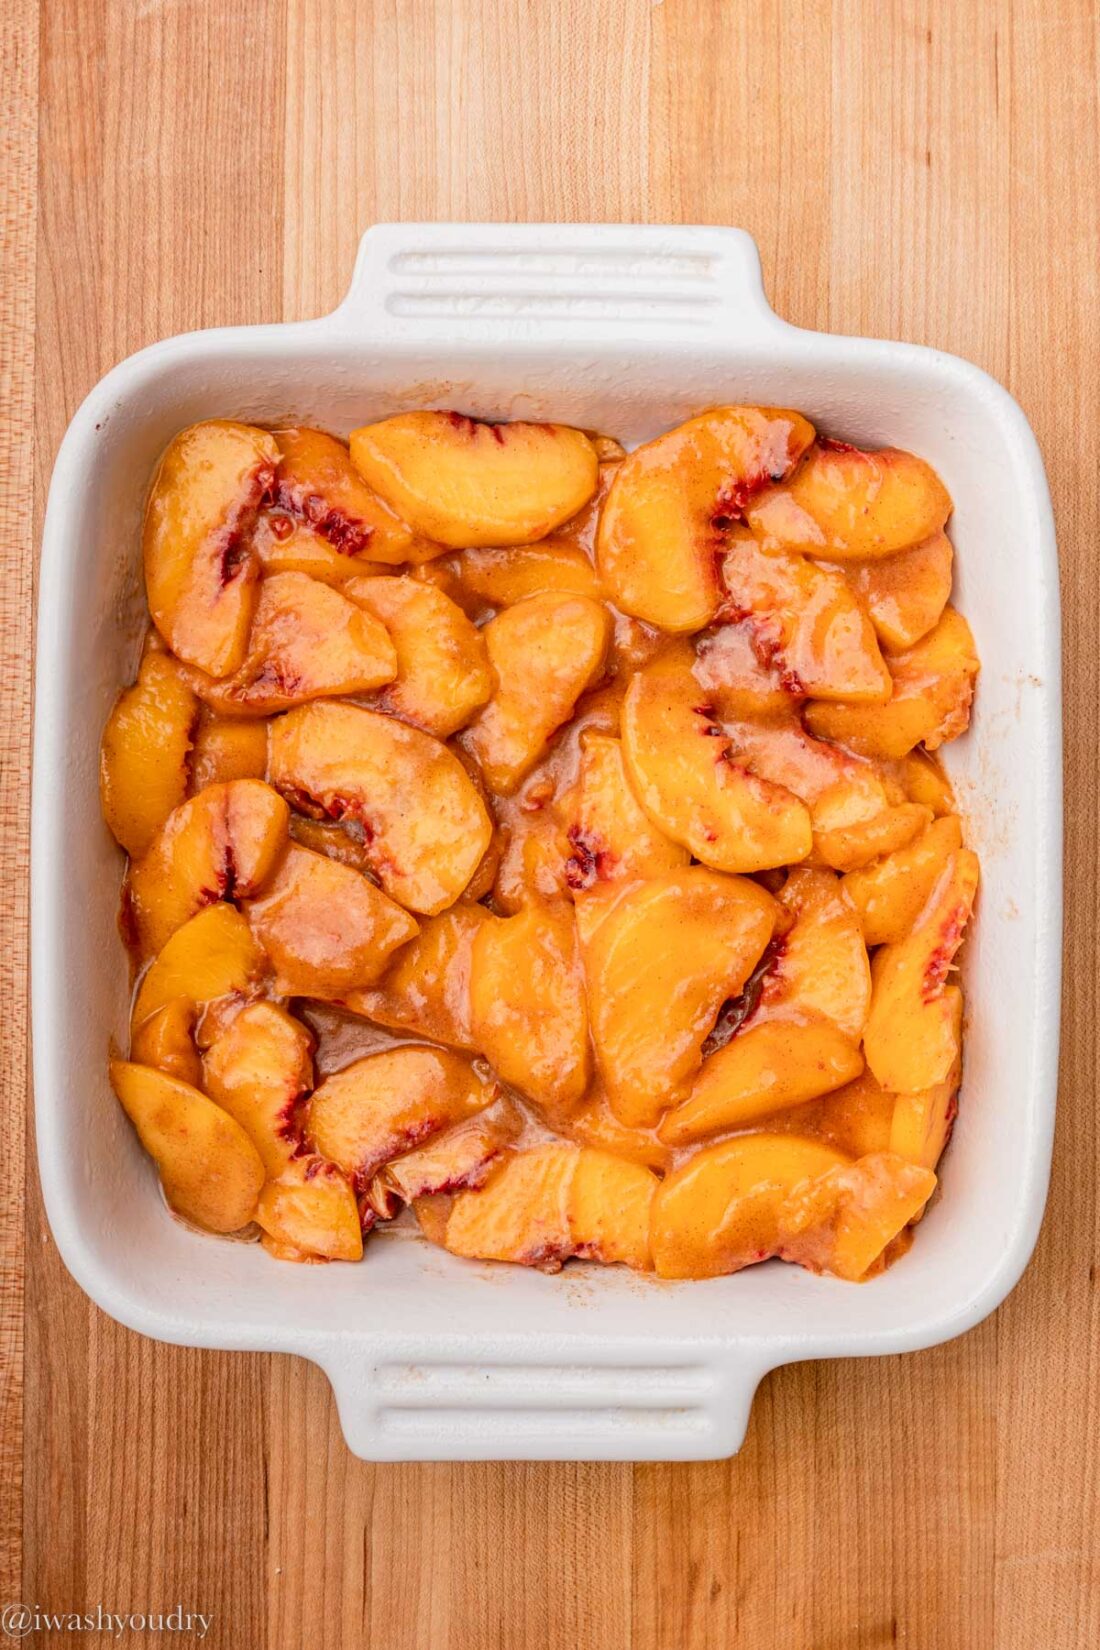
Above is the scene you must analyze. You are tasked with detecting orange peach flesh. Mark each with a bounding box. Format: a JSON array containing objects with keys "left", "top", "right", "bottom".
[{"left": 102, "top": 415, "right": 977, "bottom": 1284}]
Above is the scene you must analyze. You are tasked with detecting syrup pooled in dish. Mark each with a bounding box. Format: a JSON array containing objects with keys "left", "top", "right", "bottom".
[{"left": 101, "top": 409, "right": 979, "bottom": 1281}]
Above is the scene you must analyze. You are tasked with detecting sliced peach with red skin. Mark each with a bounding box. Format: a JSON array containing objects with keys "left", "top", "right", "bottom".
[
  {"left": 347, "top": 905, "right": 490, "bottom": 1050},
  {"left": 650, "top": 1133, "right": 849, "bottom": 1279},
  {"left": 129, "top": 998, "right": 202, "bottom": 1088},
  {"left": 805, "top": 607, "right": 979, "bottom": 760},
  {"left": 144, "top": 420, "right": 278, "bottom": 677},
  {"left": 366, "top": 1100, "right": 523, "bottom": 1217},
  {"left": 126, "top": 779, "right": 289, "bottom": 958},
  {"left": 100, "top": 652, "right": 198, "bottom": 858},
  {"left": 252, "top": 510, "right": 388, "bottom": 585},
  {"left": 693, "top": 621, "right": 799, "bottom": 723},
  {"left": 307, "top": 1046, "right": 492, "bottom": 1184},
  {"left": 746, "top": 442, "right": 952, "bottom": 561},
  {"left": 189, "top": 571, "right": 397, "bottom": 714},
  {"left": 779, "top": 1151, "right": 936, "bottom": 1279},
  {"left": 621, "top": 645, "right": 812, "bottom": 872},
  {"left": 463, "top": 594, "right": 611, "bottom": 795},
  {"left": 132, "top": 902, "right": 267, "bottom": 1027},
  {"left": 559, "top": 730, "right": 688, "bottom": 898},
  {"left": 660, "top": 1017, "right": 864, "bottom": 1144},
  {"left": 420, "top": 1144, "right": 577, "bottom": 1270},
  {"left": 469, "top": 902, "right": 590, "bottom": 1116},
  {"left": 245, "top": 842, "right": 417, "bottom": 998},
  {"left": 202, "top": 1000, "right": 313, "bottom": 1174},
  {"left": 267, "top": 701, "right": 492, "bottom": 915},
  {"left": 863, "top": 849, "right": 979, "bottom": 1094},
  {"left": 109, "top": 1058, "right": 264, "bottom": 1233},
  {"left": 419, "top": 1143, "right": 657, "bottom": 1272},
  {"left": 597, "top": 407, "right": 815, "bottom": 631},
  {"left": 188, "top": 713, "right": 268, "bottom": 791},
  {"left": 752, "top": 866, "right": 871, "bottom": 1040},
  {"left": 344, "top": 574, "right": 491, "bottom": 737},
  {"left": 720, "top": 532, "right": 892, "bottom": 702},
  {"left": 350, "top": 413, "right": 599, "bottom": 548},
  {"left": 584, "top": 867, "right": 777, "bottom": 1127},
  {"left": 836, "top": 530, "right": 953, "bottom": 651},
  {"left": 842, "top": 813, "right": 964, "bottom": 946},
  {"left": 255, "top": 1153, "right": 363, "bottom": 1263},
  {"left": 272, "top": 425, "right": 430, "bottom": 564}
]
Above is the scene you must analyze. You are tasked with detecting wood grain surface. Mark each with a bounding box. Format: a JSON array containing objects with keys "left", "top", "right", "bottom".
[{"left": 5, "top": 1, "right": 1098, "bottom": 1645}]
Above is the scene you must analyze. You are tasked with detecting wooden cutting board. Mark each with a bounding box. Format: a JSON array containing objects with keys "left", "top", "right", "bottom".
[{"left": 3, "top": 2, "right": 1097, "bottom": 1645}]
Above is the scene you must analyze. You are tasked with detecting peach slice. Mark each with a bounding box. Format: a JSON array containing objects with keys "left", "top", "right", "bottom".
[
  {"left": 202, "top": 1000, "right": 313, "bottom": 1174},
  {"left": 720, "top": 532, "right": 892, "bottom": 702},
  {"left": 245, "top": 842, "right": 417, "bottom": 998},
  {"left": 896, "top": 749, "right": 956, "bottom": 815},
  {"left": 597, "top": 406, "right": 815, "bottom": 631},
  {"left": 421, "top": 1143, "right": 577, "bottom": 1269},
  {"left": 132, "top": 902, "right": 267, "bottom": 1027},
  {"left": 560, "top": 730, "right": 688, "bottom": 897},
  {"left": 693, "top": 621, "right": 801, "bottom": 723},
  {"left": 566, "top": 1093, "right": 672, "bottom": 1173},
  {"left": 463, "top": 594, "right": 611, "bottom": 795},
  {"left": 469, "top": 902, "right": 590, "bottom": 1115},
  {"left": 660, "top": 1018, "right": 864, "bottom": 1143},
  {"left": 188, "top": 713, "right": 268, "bottom": 792},
  {"left": 144, "top": 420, "right": 278, "bottom": 677},
  {"left": 287, "top": 816, "right": 375, "bottom": 876},
  {"left": 842, "top": 814, "right": 964, "bottom": 946},
  {"left": 779, "top": 1151, "right": 936, "bottom": 1279},
  {"left": 804, "top": 607, "right": 979, "bottom": 759},
  {"left": 307, "top": 1046, "right": 492, "bottom": 1184},
  {"left": 189, "top": 571, "right": 397, "bottom": 714},
  {"left": 863, "top": 849, "right": 979, "bottom": 1093},
  {"left": 650, "top": 1133, "right": 849, "bottom": 1278},
  {"left": 255, "top": 1154, "right": 363, "bottom": 1263},
  {"left": 584, "top": 867, "right": 777, "bottom": 1127},
  {"left": 837, "top": 530, "right": 953, "bottom": 651},
  {"left": 272, "top": 425, "right": 429, "bottom": 564},
  {"left": 109, "top": 1058, "right": 264, "bottom": 1233},
  {"left": 569, "top": 1148, "right": 658, "bottom": 1269},
  {"left": 126, "top": 779, "right": 289, "bottom": 958},
  {"left": 349, "top": 412, "right": 599, "bottom": 548},
  {"left": 366, "top": 1100, "right": 523, "bottom": 1216},
  {"left": 810, "top": 790, "right": 932, "bottom": 874},
  {"left": 752, "top": 866, "right": 871, "bottom": 1040},
  {"left": 344, "top": 575, "right": 491, "bottom": 737},
  {"left": 347, "top": 905, "right": 490, "bottom": 1050},
  {"left": 267, "top": 702, "right": 493, "bottom": 915},
  {"left": 100, "top": 653, "right": 198, "bottom": 858},
  {"left": 129, "top": 998, "right": 202, "bottom": 1088},
  {"left": 421, "top": 1143, "right": 658, "bottom": 1271},
  {"left": 746, "top": 442, "right": 952, "bottom": 561},
  {"left": 252, "top": 510, "right": 388, "bottom": 585},
  {"left": 434, "top": 541, "right": 602, "bottom": 610},
  {"left": 889, "top": 1059, "right": 961, "bottom": 1172},
  {"left": 621, "top": 646, "right": 812, "bottom": 872},
  {"left": 769, "top": 1069, "right": 897, "bottom": 1160}
]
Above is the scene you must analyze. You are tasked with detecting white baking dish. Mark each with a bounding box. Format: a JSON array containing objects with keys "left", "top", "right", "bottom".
[{"left": 32, "top": 224, "right": 1062, "bottom": 1461}]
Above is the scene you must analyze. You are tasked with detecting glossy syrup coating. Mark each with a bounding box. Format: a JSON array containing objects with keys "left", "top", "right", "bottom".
[{"left": 101, "top": 410, "right": 979, "bottom": 1278}]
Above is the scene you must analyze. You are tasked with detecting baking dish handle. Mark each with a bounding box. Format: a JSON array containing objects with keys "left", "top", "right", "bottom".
[
  {"left": 317, "top": 1343, "right": 769, "bottom": 1462},
  {"left": 322, "top": 222, "right": 790, "bottom": 345}
]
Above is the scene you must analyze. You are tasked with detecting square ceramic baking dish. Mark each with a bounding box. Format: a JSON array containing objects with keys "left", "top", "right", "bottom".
[{"left": 32, "top": 224, "right": 1062, "bottom": 1461}]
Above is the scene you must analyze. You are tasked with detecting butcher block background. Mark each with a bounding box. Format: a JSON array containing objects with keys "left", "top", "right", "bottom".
[{"left": 3, "top": 1, "right": 1097, "bottom": 1646}]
